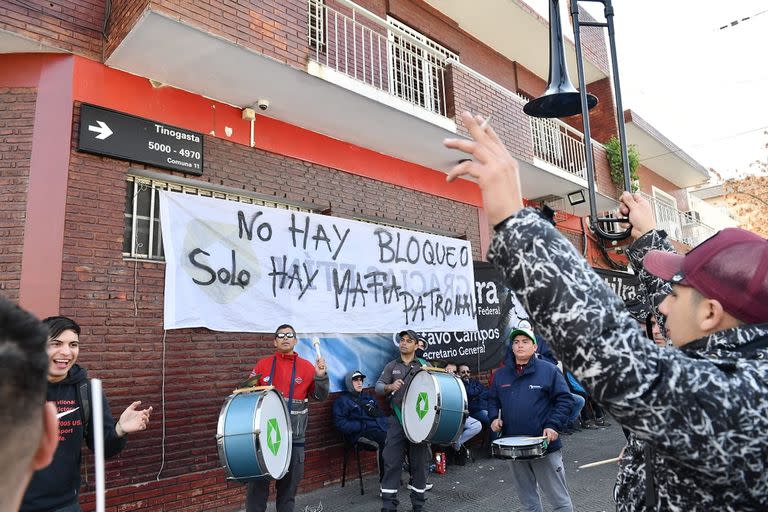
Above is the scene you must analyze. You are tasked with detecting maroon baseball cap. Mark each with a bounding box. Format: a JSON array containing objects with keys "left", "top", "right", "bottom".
[{"left": 643, "top": 228, "right": 768, "bottom": 324}]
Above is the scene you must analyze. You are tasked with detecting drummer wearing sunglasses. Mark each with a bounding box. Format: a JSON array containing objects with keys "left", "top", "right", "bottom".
[{"left": 246, "top": 324, "right": 330, "bottom": 512}]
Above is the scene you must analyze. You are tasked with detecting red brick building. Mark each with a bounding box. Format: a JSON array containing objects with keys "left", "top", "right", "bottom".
[{"left": 1, "top": 0, "right": 715, "bottom": 510}]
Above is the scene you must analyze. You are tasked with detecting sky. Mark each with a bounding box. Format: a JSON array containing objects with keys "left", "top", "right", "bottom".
[{"left": 580, "top": 0, "right": 768, "bottom": 180}]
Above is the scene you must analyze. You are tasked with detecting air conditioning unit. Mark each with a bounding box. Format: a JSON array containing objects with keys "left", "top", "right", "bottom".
[{"left": 682, "top": 210, "right": 701, "bottom": 226}]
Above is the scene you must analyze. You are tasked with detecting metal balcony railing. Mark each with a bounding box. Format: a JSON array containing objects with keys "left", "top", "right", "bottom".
[
  {"left": 530, "top": 117, "right": 588, "bottom": 181},
  {"left": 307, "top": 0, "right": 453, "bottom": 117},
  {"left": 639, "top": 192, "right": 716, "bottom": 247}
]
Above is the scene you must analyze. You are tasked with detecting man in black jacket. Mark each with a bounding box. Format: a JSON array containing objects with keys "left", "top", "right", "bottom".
[
  {"left": 333, "top": 370, "right": 387, "bottom": 480},
  {"left": 21, "top": 316, "right": 153, "bottom": 512},
  {"left": 0, "top": 297, "right": 58, "bottom": 512},
  {"left": 444, "top": 112, "right": 768, "bottom": 510}
]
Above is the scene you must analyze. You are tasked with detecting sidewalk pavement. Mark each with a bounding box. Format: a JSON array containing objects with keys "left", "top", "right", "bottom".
[{"left": 261, "top": 420, "right": 627, "bottom": 512}]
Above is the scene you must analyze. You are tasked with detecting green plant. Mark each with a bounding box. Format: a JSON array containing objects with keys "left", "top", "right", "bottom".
[{"left": 604, "top": 136, "right": 640, "bottom": 192}]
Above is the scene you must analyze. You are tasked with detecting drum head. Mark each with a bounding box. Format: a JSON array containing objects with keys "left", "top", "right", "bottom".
[
  {"left": 402, "top": 370, "right": 438, "bottom": 443},
  {"left": 255, "top": 389, "right": 292, "bottom": 479},
  {"left": 495, "top": 436, "right": 540, "bottom": 447}
]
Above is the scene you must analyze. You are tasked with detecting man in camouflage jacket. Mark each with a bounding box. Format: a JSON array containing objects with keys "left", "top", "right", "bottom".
[{"left": 443, "top": 112, "right": 768, "bottom": 511}]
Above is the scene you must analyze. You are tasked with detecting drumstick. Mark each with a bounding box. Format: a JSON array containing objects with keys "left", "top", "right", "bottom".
[
  {"left": 91, "top": 379, "right": 105, "bottom": 512},
  {"left": 518, "top": 435, "right": 548, "bottom": 442},
  {"left": 311, "top": 336, "right": 322, "bottom": 359},
  {"left": 578, "top": 456, "right": 622, "bottom": 469}
]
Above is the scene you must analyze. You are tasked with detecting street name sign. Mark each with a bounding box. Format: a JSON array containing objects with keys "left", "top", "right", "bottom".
[{"left": 78, "top": 103, "right": 204, "bottom": 175}]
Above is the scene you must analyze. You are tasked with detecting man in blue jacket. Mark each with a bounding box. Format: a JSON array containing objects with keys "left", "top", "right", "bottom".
[
  {"left": 457, "top": 364, "right": 489, "bottom": 428},
  {"left": 488, "top": 328, "right": 574, "bottom": 512},
  {"left": 333, "top": 370, "right": 387, "bottom": 481}
]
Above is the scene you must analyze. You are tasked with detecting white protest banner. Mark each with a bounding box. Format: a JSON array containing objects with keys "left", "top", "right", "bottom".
[{"left": 159, "top": 191, "right": 477, "bottom": 333}]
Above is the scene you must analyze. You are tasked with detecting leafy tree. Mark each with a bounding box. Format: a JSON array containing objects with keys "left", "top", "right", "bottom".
[{"left": 721, "top": 132, "right": 768, "bottom": 238}]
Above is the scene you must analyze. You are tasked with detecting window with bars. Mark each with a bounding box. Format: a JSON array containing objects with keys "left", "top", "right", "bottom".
[
  {"left": 123, "top": 176, "right": 314, "bottom": 261},
  {"left": 387, "top": 18, "right": 457, "bottom": 115},
  {"left": 308, "top": 0, "right": 326, "bottom": 51}
]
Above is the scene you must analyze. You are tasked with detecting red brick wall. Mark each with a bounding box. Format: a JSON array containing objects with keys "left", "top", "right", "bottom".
[
  {"left": 106, "top": 0, "right": 312, "bottom": 67},
  {"left": 104, "top": 0, "right": 150, "bottom": 59},
  {"left": 572, "top": 77, "right": 616, "bottom": 144},
  {"left": 64, "top": 103, "right": 480, "bottom": 510},
  {"left": 0, "top": 0, "right": 104, "bottom": 60},
  {"left": 593, "top": 143, "right": 615, "bottom": 199},
  {"left": 387, "top": 0, "right": 519, "bottom": 93},
  {"left": 513, "top": 62, "right": 546, "bottom": 99},
  {"left": 0, "top": 88, "right": 36, "bottom": 302},
  {"left": 447, "top": 64, "right": 534, "bottom": 163}
]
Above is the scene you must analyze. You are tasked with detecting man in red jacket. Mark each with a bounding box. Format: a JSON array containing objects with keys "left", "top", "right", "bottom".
[{"left": 246, "top": 324, "right": 330, "bottom": 512}]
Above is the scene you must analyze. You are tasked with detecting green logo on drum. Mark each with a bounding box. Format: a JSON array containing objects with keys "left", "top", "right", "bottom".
[
  {"left": 416, "top": 392, "right": 429, "bottom": 420},
  {"left": 267, "top": 418, "right": 281, "bottom": 455}
]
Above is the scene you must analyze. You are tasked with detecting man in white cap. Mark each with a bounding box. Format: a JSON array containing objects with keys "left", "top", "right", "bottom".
[{"left": 488, "top": 327, "right": 574, "bottom": 511}]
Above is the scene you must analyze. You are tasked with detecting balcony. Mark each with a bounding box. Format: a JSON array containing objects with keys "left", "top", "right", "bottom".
[
  {"left": 640, "top": 192, "right": 716, "bottom": 247},
  {"left": 422, "top": 0, "right": 610, "bottom": 85},
  {"left": 105, "top": 0, "right": 617, "bottom": 213}
]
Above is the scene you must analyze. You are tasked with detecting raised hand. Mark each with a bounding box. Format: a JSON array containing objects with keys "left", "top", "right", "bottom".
[
  {"left": 618, "top": 191, "right": 657, "bottom": 239},
  {"left": 443, "top": 112, "right": 524, "bottom": 226},
  {"left": 116, "top": 401, "right": 152, "bottom": 437},
  {"left": 315, "top": 356, "right": 327, "bottom": 377}
]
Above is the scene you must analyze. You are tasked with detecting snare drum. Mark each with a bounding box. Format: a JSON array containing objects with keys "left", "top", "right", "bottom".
[
  {"left": 216, "top": 388, "right": 292, "bottom": 481},
  {"left": 401, "top": 368, "right": 467, "bottom": 445},
  {"left": 491, "top": 436, "right": 549, "bottom": 460}
]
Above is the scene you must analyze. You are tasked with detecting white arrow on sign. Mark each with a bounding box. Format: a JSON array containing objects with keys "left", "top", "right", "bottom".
[{"left": 88, "top": 120, "right": 113, "bottom": 140}]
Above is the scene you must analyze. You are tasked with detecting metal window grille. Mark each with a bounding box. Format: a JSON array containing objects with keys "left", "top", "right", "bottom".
[
  {"left": 387, "top": 18, "right": 457, "bottom": 115},
  {"left": 308, "top": 0, "right": 326, "bottom": 51},
  {"left": 123, "top": 176, "right": 314, "bottom": 261}
]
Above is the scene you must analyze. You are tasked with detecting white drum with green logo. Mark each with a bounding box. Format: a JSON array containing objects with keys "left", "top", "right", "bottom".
[
  {"left": 216, "top": 388, "right": 292, "bottom": 481},
  {"left": 402, "top": 368, "right": 467, "bottom": 445}
]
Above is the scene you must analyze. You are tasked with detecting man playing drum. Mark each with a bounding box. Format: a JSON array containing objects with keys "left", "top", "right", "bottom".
[
  {"left": 375, "top": 330, "right": 430, "bottom": 512},
  {"left": 245, "top": 324, "right": 329, "bottom": 512},
  {"left": 488, "top": 327, "right": 574, "bottom": 512}
]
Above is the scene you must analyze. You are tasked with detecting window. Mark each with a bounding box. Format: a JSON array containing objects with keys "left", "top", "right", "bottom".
[
  {"left": 308, "top": 0, "right": 326, "bottom": 51},
  {"left": 387, "top": 18, "right": 458, "bottom": 116},
  {"left": 652, "top": 187, "right": 682, "bottom": 239},
  {"left": 123, "top": 175, "right": 314, "bottom": 261}
]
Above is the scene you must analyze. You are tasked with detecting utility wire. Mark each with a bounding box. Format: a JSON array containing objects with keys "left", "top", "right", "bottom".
[
  {"left": 638, "top": 125, "right": 768, "bottom": 164},
  {"left": 718, "top": 8, "right": 768, "bottom": 30}
]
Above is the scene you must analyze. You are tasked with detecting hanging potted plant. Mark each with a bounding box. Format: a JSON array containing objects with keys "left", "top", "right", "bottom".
[{"left": 604, "top": 136, "right": 640, "bottom": 192}]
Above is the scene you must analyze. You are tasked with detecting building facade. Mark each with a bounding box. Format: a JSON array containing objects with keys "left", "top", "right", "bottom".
[{"left": 1, "top": 0, "right": 725, "bottom": 509}]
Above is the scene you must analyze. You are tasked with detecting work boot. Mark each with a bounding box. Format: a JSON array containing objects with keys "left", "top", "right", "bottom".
[
  {"left": 454, "top": 445, "right": 468, "bottom": 466},
  {"left": 595, "top": 417, "right": 611, "bottom": 427}
]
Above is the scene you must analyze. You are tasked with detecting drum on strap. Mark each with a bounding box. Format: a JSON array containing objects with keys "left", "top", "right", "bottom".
[
  {"left": 401, "top": 367, "right": 467, "bottom": 445},
  {"left": 216, "top": 387, "right": 292, "bottom": 481},
  {"left": 491, "top": 436, "right": 549, "bottom": 461}
]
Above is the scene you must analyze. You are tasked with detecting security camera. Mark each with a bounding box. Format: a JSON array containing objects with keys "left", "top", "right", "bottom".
[{"left": 256, "top": 99, "right": 270, "bottom": 111}]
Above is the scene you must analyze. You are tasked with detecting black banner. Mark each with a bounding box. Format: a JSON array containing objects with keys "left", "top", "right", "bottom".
[
  {"left": 419, "top": 262, "right": 530, "bottom": 371},
  {"left": 77, "top": 103, "right": 204, "bottom": 174},
  {"left": 417, "top": 265, "right": 645, "bottom": 371},
  {"left": 593, "top": 267, "right": 646, "bottom": 320}
]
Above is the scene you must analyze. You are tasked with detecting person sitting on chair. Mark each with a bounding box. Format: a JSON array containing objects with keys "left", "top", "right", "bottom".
[
  {"left": 458, "top": 364, "right": 490, "bottom": 428},
  {"left": 444, "top": 362, "right": 481, "bottom": 465},
  {"left": 333, "top": 370, "right": 387, "bottom": 481}
]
